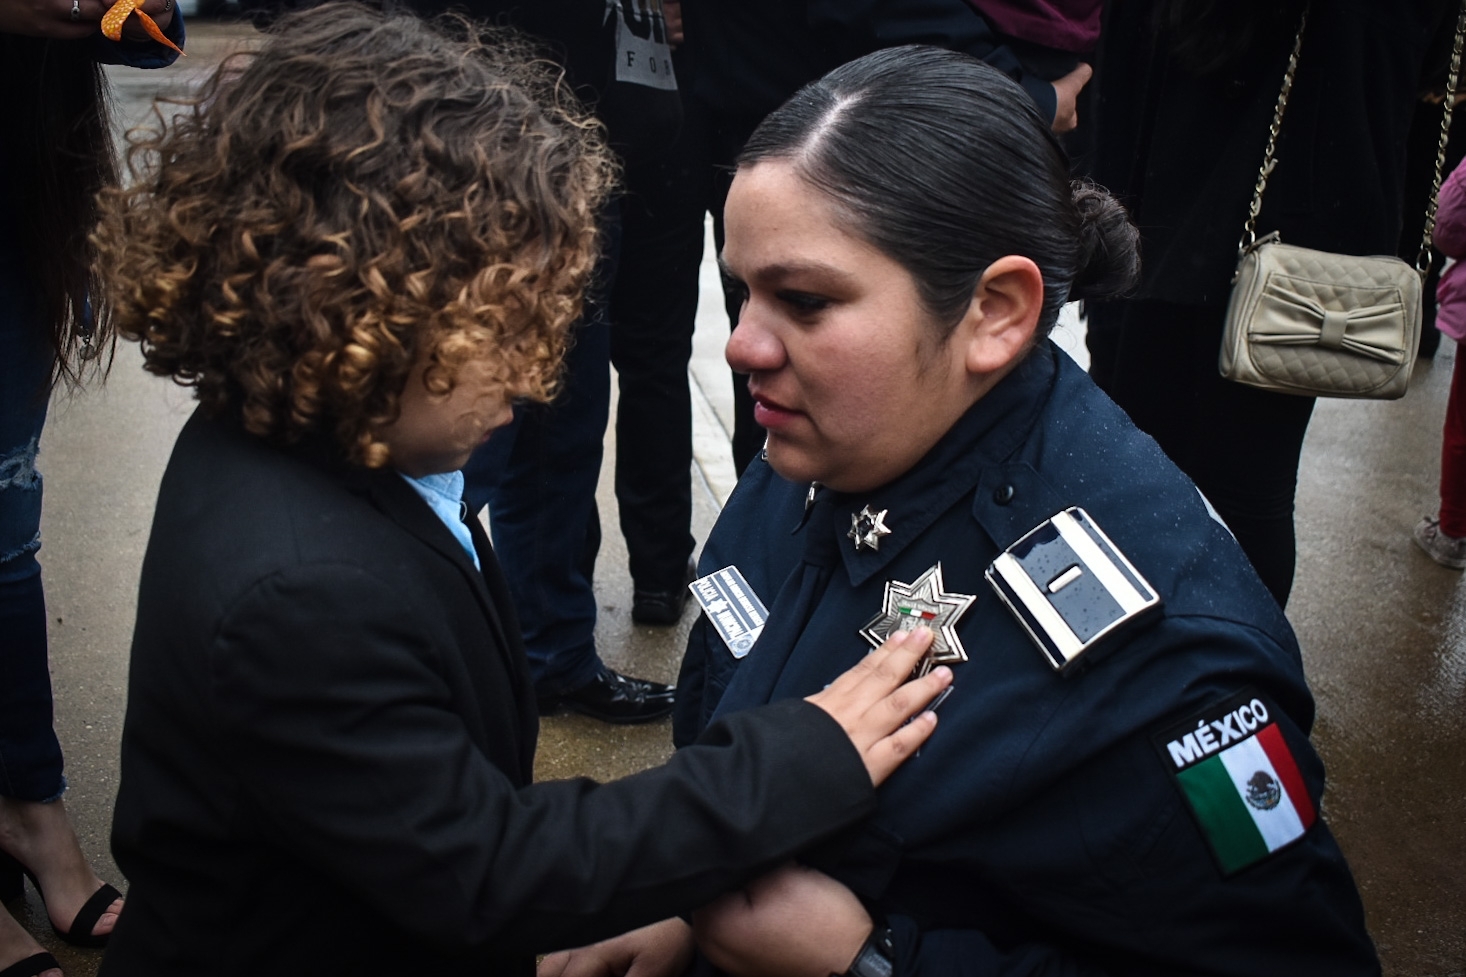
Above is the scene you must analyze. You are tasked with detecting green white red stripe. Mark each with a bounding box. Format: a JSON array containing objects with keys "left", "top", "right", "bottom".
[
  {"left": 897, "top": 606, "right": 936, "bottom": 620},
  {"left": 1175, "top": 723, "right": 1316, "bottom": 874}
]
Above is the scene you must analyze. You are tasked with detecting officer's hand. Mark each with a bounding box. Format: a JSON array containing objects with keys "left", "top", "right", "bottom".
[
  {"left": 804, "top": 627, "right": 948, "bottom": 786},
  {"left": 539, "top": 918, "right": 692, "bottom": 977},
  {"left": 693, "top": 863, "right": 872, "bottom": 977}
]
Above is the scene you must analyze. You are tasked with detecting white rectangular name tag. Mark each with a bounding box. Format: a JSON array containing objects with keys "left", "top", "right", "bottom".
[{"left": 690, "top": 566, "right": 768, "bottom": 659}]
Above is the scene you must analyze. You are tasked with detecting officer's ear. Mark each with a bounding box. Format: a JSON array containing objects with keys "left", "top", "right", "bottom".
[{"left": 955, "top": 255, "right": 1044, "bottom": 378}]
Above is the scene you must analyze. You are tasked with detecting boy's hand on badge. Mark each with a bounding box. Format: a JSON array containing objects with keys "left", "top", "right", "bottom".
[{"left": 805, "top": 626, "right": 950, "bottom": 785}]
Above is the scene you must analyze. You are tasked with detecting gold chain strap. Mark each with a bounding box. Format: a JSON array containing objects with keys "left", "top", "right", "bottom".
[
  {"left": 1241, "top": 1, "right": 1466, "bottom": 281},
  {"left": 1419, "top": 0, "right": 1466, "bottom": 273},
  {"left": 1240, "top": 9, "right": 1307, "bottom": 254}
]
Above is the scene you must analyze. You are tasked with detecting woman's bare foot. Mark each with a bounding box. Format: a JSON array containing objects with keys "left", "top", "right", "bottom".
[
  {"left": 0, "top": 902, "right": 61, "bottom": 977},
  {"left": 0, "top": 797, "right": 121, "bottom": 943}
]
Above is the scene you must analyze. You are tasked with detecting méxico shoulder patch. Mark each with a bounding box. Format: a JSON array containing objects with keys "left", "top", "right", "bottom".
[{"left": 1152, "top": 690, "right": 1317, "bottom": 875}]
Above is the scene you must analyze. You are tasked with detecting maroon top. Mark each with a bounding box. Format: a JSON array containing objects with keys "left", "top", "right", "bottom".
[{"left": 966, "top": 0, "right": 1102, "bottom": 54}]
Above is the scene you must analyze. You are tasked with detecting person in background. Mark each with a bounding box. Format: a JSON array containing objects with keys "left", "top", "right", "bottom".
[
  {"left": 606, "top": 0, "right": 705, "bottom": 629},
  {"left": 1414, "top": 153, "right": 1466, "bottom": 567},
  {"left": 447, "top": 0, "right": 687, "bottom": 722},
  {"left": 90, "top": 8, "right": 950, "bottom": 974},
  {"left": 1397, "top": 82, "right": 1466, "bottom": 362},
  {"left": 0, "top": 1, "right": 181, "bottom": 975},
  {"left": 1086, "top": 0, "right": 1452, "bottom": 607}
]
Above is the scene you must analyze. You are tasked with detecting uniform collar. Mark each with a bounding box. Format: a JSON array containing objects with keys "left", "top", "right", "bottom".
[{"left": 820, "top": 343, "right": 1060, "bottom": 588}]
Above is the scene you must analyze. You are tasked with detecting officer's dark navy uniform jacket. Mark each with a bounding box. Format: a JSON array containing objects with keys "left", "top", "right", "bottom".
[{"left": 674, "top": 343, "right": 1380, "bottom": 976}]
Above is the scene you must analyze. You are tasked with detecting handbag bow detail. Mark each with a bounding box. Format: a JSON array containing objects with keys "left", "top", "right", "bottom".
[{"left": 1248, "top": 280, "right": 1408, "bottom": 366}]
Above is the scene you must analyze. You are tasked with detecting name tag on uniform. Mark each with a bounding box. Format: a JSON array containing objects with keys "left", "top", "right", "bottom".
[
  {"left": 985, "top": 507, "right": 1160, "bottom": 672},
  {"left": 690, "top": 566, "right": 769, "bottom": 659}
]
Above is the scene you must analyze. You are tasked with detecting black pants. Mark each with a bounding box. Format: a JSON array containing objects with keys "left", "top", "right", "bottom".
[
  {"left": 609, "top": 81, "right": 769, "bottom": 588},
  {"left": 1087, "top": 299, "right": 1316, "bottom": 608},
  {"left": 609, "top": 106, "right": 706, "bottom": 592}
]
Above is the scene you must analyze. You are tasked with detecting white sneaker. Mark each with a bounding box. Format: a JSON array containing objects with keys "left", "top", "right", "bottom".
[{"left": 1413, "top": 515, "right": 1466, "bottom": 569}]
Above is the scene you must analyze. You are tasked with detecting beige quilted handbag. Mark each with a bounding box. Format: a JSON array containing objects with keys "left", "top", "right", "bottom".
[
  {"left": 1221, "top": 233, "right": 1421, "bottom": 399},
  {"left": 1220, "top": 3, "right": 1463, "bottom": 399}
]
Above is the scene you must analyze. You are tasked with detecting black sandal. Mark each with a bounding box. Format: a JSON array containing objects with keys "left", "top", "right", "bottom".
[
  {"left": 0, "top": 851, "right": 121, "bottom": 949},
  {"left": 0, "top": 952, "right": 60, "bottom": 977},
  {"left": 49, "top": 883, "right": 122, "bottom": 949}
]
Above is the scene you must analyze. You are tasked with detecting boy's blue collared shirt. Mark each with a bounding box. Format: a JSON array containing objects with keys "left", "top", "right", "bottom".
[{"left": 398, "top": 470, "right": 479, "bottom": 570}]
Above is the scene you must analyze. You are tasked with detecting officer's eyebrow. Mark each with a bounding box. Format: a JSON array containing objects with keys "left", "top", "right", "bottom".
[{"left": 717, "top": 254, "right": 858, "bottom": 289}]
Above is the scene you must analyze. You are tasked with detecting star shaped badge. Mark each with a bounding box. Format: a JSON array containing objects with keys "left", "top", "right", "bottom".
[
  {"left": 859, "top": 563, "right": 976, "bottom": 675},
  {"left": 847, "top": 505, "right": 892, "bottom": 552}
]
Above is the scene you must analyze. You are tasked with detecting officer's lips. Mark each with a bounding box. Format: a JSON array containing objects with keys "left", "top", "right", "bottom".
[{"left": 750, "top": 392, "right": 802, "bottom": 428}]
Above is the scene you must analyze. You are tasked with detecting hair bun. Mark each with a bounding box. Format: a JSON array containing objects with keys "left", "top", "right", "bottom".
[{"left": 1070, "top": 181, "right": 1140, "bottom": 301}]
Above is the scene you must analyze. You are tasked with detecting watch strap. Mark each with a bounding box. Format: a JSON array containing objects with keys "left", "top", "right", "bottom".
[{"left": 835, "top": 925, "right": 895, "bottom": 977}]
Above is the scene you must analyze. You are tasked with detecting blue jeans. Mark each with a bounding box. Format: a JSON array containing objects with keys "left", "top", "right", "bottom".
[
  {"left": 0, "top": 266, "right": 65, "bottom": 802},
  {"left": 461, "top": 209, "right": 621, "bottom": 696}
]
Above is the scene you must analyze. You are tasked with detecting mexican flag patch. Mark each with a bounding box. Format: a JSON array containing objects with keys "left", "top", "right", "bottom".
[{"left": 1155, "top": 691, "right": 1317, "bottom": 875}]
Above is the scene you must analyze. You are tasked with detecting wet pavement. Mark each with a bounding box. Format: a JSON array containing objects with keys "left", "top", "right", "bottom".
[{"left": 14, "top": 20, "right": 1465, "bottom": 977}]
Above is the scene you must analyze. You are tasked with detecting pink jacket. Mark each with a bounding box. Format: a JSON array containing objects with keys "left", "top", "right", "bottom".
[{"left": 1434, "top": 157, "right": 1466, "bottom": 341}]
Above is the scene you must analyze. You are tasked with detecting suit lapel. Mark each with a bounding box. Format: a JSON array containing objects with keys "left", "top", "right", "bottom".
[
  {"left": 342, "top": 467, "right": 534, "bottom": 726},
  {"left": 348, "top": 466, "right": 484, "bottom": 574},
  {"left": 466, "top": 516, "right": 539, "bottom": 770}
]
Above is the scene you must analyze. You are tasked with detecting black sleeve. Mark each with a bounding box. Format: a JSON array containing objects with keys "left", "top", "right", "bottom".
[{"left": 210, "top": 563, "right": 875, "bottom": 957}]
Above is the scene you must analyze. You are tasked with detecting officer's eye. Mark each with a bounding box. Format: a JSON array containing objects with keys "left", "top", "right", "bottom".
[{"left": 778, "top": 291, "right": 830, "bottom": 316}]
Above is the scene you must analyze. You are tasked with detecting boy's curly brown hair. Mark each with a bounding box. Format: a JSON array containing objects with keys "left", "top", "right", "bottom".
[{"left": 95, "top": 2, "right": 615, "bottom": 466}]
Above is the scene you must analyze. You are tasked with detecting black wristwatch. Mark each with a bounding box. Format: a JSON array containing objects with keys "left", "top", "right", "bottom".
[{"left": 836, "top": 925, "right": 895, "bottom": 977}]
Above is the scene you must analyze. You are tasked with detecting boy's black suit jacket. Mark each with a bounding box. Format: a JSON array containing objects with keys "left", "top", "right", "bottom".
[{"left": 100, "top": 409, "right": 875, "bottom": 977}]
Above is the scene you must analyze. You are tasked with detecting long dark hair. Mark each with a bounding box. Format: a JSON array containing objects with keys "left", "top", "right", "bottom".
[
  {"left": 3, "top": 33, "right": 117, "bottom": 392},
  {"left": 738, "top": 45, "right": 1138, "bottom": 336}
]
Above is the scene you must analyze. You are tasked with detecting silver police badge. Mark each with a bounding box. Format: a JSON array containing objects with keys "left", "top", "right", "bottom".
[
  {"left": 848, "top": 505, "right": 892, "bottom": 552},
  {"left": 859, "top": 563, "right": 976, "bottom": 676}
]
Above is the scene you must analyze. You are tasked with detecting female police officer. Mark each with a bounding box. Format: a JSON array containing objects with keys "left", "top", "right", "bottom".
[{"left": 627, "top": 44, "right": 1377, "bottom": 977}]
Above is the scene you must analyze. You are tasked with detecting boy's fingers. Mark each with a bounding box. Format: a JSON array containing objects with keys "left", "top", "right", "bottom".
[
  {"left": 879, "top": 665, "right": 953, "bottom": 722},
  {"left": 865, "top": 710, "right": 939, "bottom": 784}
]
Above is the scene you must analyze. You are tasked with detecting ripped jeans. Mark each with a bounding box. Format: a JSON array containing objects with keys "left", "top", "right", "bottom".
[{"left": 0, "top": 281, "right": 64, "bottom": 802}]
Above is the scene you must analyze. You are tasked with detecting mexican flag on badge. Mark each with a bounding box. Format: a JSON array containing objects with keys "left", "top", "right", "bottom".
[{"left": 1158, "top": 693, "right": 1317, "bottom": 875}]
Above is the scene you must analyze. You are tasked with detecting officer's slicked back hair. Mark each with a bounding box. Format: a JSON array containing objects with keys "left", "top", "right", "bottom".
[{"left": 737, "top": 45, "right": 1139, "bottom": 335}]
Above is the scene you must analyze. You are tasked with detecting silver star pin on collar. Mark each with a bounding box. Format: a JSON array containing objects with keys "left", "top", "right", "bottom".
[
  {"left": 848, "top": 505, "right": 892, "bottom": 552},
  {"left": 859, "top": 563, "right": 976, "bottom": 675}
]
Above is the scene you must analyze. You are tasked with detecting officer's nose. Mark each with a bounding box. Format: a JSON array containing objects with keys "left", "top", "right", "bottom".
[{"left": 725, "top": 305, "right": 784, "bottom": 375}]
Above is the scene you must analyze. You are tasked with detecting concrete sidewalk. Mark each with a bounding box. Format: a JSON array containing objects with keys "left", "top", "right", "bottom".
[{"left": 13, "top": 22, "right": 1464, "bottom": 975}]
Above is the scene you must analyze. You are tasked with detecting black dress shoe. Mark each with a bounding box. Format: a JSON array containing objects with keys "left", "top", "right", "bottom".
[
  {"left": 538, "top": 667, "right": 675, "bottom": 724},
  {"left": 631, "top": 560, "right": 696, "bottom": 626}
]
